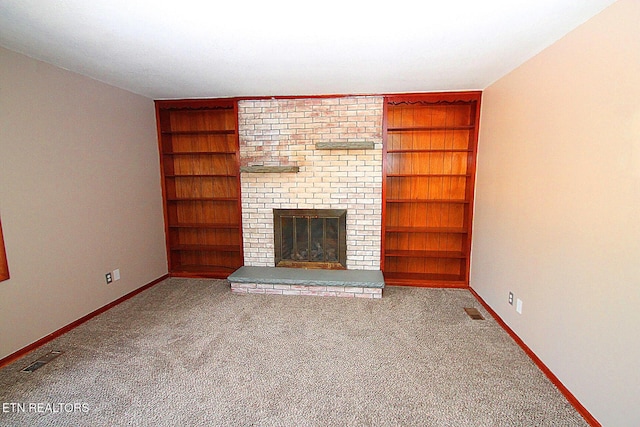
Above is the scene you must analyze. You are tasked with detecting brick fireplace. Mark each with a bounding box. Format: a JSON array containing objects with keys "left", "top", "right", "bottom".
[
  {"left": 238, "top": 96, "right": 384, "bottom": 271},
  {"left": 273, "top": 208, "right": 347, "bottom": 269}
]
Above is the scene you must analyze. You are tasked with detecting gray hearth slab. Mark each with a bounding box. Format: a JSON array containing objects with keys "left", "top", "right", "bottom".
[{"left": 228, "top": 266, "right": 384, "bottom": 289}]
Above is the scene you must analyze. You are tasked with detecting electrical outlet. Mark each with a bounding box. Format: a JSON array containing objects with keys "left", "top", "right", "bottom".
[
  {"left": 105, "top": 272, "right": 113, "bottom": 284},
  {"left": 508, "top": 292, "right": 514, "bottom": 305},
  {"left": 516, "top": 298, "right": 523, "bottom": 314},
  {"left": 113, "top": 268, "right": 120, "bottom": 281}
]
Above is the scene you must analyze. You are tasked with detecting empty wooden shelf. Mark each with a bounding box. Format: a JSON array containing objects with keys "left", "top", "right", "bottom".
[
  {"left": 156, "top": 99, "right": 243, "bottom": 278},
  {"left": 381, "top": 92, "right": 481, "bottom": 287}
]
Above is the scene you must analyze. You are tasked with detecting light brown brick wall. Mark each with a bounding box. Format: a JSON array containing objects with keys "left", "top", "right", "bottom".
[
  {"left": 238, "top": 96, "right": 383, "bottom": 270},
  {"left": 230, "top": 282, "right": 382, "bottom": 299}
]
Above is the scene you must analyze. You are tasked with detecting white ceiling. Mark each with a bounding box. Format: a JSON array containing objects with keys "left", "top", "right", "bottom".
[{"left": 0, "top": 0, "right": 617, "bottom": 99}]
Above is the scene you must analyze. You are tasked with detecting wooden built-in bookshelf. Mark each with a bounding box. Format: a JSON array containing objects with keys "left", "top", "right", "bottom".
[
  {"left": 156, "top": 99, "right": 243, "bottom": 278},
  {"left": 381, "top": 92, "right": 481, "bottom": 287}
]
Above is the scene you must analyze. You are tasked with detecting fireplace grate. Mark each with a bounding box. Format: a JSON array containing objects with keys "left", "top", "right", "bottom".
[{"left": 274, "top": 209, "right": 347, "bottom": 269}]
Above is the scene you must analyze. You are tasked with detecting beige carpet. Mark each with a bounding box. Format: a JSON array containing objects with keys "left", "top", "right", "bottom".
[{"left": 0, "top": 278, "right": 587, "bottom": 426}]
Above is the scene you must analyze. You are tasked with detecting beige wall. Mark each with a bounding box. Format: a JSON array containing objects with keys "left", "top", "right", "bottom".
[
  {"left": 471, "top": 0, "right": 640, "bottom": 425},
  {"left": 0, "top": 47, "right": 168, "bottom": 360}
]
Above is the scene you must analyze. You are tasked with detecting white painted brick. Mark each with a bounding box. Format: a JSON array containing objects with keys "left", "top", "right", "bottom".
[
  {"left": 233, "top": 283, "right": 257, "bottom": 289},
  {"left": 343, "top": 286, "right": 365, "bottom": 293},
  {"left": 239, "top": 96, "right": 383, "bottom": 270},
  {"left": 354, "top": 293, "right": 377, "bottom": 299},
  {"left": 335, "top": 292, "right": 356, "bottom": 298}
]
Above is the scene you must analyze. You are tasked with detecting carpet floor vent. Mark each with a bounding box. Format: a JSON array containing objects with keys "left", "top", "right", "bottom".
[
  {"left": 464, "top": 307, "right": 485, "bottom": 320},
  {"left": 21, "top": 350, "right": 64, "bottom": 373}
]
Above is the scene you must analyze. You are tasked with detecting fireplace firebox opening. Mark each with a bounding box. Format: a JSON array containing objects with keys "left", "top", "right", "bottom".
[{"left": 274, "top": 209, "right": 347, "bottom": 269}]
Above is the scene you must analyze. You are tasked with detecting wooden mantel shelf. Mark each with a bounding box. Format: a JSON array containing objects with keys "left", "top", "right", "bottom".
[
  {"left": 240, "top": 165, "right": 300, "bottom": 173},
  {"left": 315, "top": 141, "right": 375, "bottom": 150}
]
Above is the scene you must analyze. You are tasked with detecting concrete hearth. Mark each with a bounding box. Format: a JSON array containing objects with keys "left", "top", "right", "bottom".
[{"left": 228, "top": 266, "right": 384, "bottom": 299}]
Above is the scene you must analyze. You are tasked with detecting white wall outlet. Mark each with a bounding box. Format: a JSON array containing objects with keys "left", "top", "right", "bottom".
[
  {"left": 105, "top": 272, "right": 113, "bottom": 284},
  {"left": 516, "top": 298, "right": 523, "bottom": 314},
  {"left": 113, "top": 268, "right": 120, "bottom": 281},
  {"left": 508, "top": 292, "right": 514, "bottom": 305}
]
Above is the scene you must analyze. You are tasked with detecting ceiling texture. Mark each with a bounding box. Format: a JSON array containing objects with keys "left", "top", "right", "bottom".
[{"left": 0, "top": 0, "right": 617, "bottom": 99}]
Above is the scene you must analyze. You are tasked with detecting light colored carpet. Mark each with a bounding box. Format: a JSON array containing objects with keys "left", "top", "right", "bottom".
[{"left": 0, "top": 278, "right": 587, "bottom": 426}]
